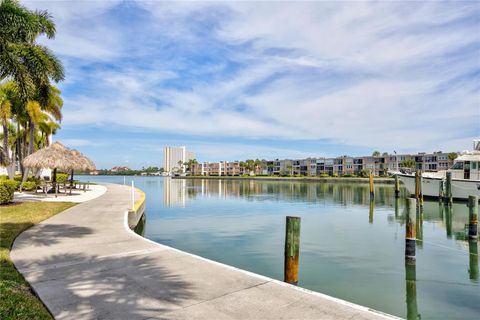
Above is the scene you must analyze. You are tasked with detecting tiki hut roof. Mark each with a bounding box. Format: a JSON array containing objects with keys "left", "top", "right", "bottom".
[
  {"left": 70, "top": 149, "right": 96, "bottom": 171},
  {"left": 23, "top": 142, "right": 96, "bottom": 172}
]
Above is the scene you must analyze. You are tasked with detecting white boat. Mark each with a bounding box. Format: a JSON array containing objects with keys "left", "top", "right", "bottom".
[{"left": 393, "top": 141, "right": 480, "bottom": 201}]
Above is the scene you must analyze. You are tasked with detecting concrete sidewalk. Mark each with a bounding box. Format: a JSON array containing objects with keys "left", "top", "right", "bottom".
[{"left": 11, "top": 183, "right": 397, "bottom": 320}]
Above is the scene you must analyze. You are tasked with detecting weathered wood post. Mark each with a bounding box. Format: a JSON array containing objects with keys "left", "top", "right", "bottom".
[
  {"left": 438, "top": 179, "right": 444, "bottom": 202},
  {"left": 405, "top": 198, "right": 417, "bottom": 261},
  {"left": 468, "top": 195, "right": 478, "bottom": 240},
  {"left": 414, "top": 171, "right": 420, "bottom": 200},
  {"left": 369, "top": 172, "right": 374, "bottom": 200},
  {"left": 445, "top": 171, "right": 452, "bottom": 205},
  {"left": 415, "top": 170, "right": 423, "bottom": 208},
  {"left": 405, "top": 260, "right": 418, "bottom": 320},
  {"left": 284, "top": 216, "right": 301, "bottom": 285},
  {"left": 468, "top": 240, "right": 478, "bottom": 281},
  {"left": 395, "top": 175, "right": 400, "bottom": 198}
]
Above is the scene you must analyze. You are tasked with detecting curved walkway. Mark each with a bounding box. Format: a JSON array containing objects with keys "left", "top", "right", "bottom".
[{"left": 11, "top": 184, "right": 397, "bottom": 320}]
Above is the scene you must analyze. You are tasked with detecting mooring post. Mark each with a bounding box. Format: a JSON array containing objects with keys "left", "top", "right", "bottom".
[
  {"left": 438, "top": 179, "right": 444, "bottom": 202},
  {"left": 284, "top": 216, "right": 301, "bottom": 285},
  {"left": 405, "top": 198, "right": 417, "bottom": 261},
  {"left": 415, "top": 170, "right": 423, "bottom": 208},
  {"left": 468, "top": 240, "right": 478, "bottom": 281},
  {"left": 414, "top": 171, "right": 420, "bottom": 200},
  {"left": 394, "top": 175, "right": 400, "bottom": 198},
  {"left": 369, "top": 171, "right": 374, "bottom": 200},
  {"left": 445, "top": 172, "right": 452, "bottom": 205},
  {"left": 405, "top": 260, "right": 418, "bottom": 320},
  {"left": 468, "top": 195, "right": 478, "bottom": 240}
]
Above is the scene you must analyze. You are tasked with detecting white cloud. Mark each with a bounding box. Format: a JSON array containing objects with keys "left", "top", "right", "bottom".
[{"left": 26, "top": 1, "right": 480, "bottom": 155}]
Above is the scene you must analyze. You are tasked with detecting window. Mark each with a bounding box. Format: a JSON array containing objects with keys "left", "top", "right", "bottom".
[
  {"left": 473, "top": 162, "right": 477, "bottom": 170},
  {"left": 451, "top": 162, "right": 464, "bottom": 170}
]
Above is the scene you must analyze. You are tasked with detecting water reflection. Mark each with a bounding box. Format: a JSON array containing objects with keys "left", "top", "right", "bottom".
[
  {"left": 405, "top": 261, "right": 420, "bottom": 320},
  {"left": 81, "top": 176, "right": 480, "bottom": 319},
  {"left": 469, "top": 240, "right": 478, "bottom": 282}
]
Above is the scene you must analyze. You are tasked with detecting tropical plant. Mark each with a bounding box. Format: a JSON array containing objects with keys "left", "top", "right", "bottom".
[
  {"left": 447, "top": 152, "right": 457, "bottom": 161},
  {"left": 0, "top": 0, "right": 64, "bottom": 182},
  {"left": 0, "top": 0, "right": 64, "bottom": 99},
  {"left": 372, "top": 151, "right": 381, "bottom": 157},
  {"left": 400, "top": 159, "right": 416, "bottom": 168}
]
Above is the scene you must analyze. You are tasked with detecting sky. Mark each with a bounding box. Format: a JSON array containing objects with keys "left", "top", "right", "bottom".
[{"left": 24, "top": 0, "right": 480, "bottom": 169}]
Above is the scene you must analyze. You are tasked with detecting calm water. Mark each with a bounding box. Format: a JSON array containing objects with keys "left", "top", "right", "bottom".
[{"left": 80, "top": 176, "right": 479, "bottom": 319}]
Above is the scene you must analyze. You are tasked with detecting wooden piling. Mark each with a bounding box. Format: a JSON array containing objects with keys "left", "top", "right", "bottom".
[
  {"left": 468, "top": 195, "right": 478, "bottom": 240},
  {"left": 438, "top": 179, "right": 444, "bottom": 202},
  {"left": 369, "top": 172, "right": 374, "bottom": 200},
  {"left": 445, "top": 172, "right": 452, "bottom": 205},
  {"left": 415, "top": 170, "right": 423, "bottom": 207},
  {"left": 405, "top": 198, "right": 417, "bottom": 261},
  {"left": 284, "top": 216, "right": 301, "bottom": 285},
  {"left": 394, "top": 175, "right": 400, "bottom": 198}
]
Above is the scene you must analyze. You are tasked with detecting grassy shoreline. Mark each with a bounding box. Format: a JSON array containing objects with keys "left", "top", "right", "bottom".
[
  {"left": 172, "top": 175, "right": 395, "bottom": 184},
  {"left": 0, "top": 202, "right": 76, "bottom": 320}
]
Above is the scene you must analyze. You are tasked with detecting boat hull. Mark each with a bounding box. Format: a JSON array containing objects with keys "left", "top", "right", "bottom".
[{"left": 397, "top": 173, "right": 480, "bottom": 200}]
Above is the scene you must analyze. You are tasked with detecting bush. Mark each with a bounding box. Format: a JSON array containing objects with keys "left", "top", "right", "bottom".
[
  {"left": 22, "top": 181, "right": 38, "bottom": 191},
  {"left": 358, "top": 169, "right": 370, "bottom": 178},
  {"left": 2, "top": 179, "right": 20, "bottom": 191},
  {"left": 319, "top": 173, "right": 329, "bottom": 177},
  {"left": 342, "top": 174, "right": 355, "bottom": 177},
  {"left": 0, "top": 181, "right": 15, "bottom": 204},
  {"left": 332, "top": 173, "right": 339, "bottom": 177},
  {"left": 56, "top": 172, "right": 69, "bottom": 183}
]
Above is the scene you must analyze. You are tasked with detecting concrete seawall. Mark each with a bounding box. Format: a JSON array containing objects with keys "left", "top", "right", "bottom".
[{"left": 11, "top": 183, "right": 398, "bottom": 320}]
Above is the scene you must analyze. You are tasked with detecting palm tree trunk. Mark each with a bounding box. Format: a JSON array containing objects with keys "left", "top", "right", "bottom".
[
  {"left": 2, "top": 122, "right": 14, "bottom": 179},
  {"left": 21, "top": 121, "right": 35, "bottom": 186}
]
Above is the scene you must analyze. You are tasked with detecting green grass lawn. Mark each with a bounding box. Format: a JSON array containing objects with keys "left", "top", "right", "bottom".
[{"left": 0, "top": 202, "right": 76, "bottom": 320}]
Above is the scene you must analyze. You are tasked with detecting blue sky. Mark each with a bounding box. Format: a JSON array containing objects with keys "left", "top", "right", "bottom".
[{"left": 25, "top": 1, "right": 479, "bottom": 169}]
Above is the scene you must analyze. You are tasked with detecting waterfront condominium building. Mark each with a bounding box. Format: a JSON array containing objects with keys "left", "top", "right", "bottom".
[{"left": 163, "top": 146, "right": 195, "bottom": 175}]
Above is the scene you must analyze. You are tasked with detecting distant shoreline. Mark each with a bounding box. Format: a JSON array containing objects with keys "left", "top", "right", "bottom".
[{"left": 172, "top": 175, "right": 395, "bottom": 184}]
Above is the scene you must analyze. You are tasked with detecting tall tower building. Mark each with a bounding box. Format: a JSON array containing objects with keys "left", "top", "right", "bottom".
[{"left": 163, "top": 146, "right": 195, "bottom": 175}]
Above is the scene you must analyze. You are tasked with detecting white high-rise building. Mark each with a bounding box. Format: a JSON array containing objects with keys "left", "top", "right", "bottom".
[{"left": 163, "top": 146, "right": 195, "bottom": 175}]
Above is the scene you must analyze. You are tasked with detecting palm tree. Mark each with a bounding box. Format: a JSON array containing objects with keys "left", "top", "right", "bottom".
[
  {"left": 0, "top": 83, "right": 11, "bottom": 168},
  {"left": 0, "top": 0, "right": 64, "bottom": 100},
  {"left": 372, "top": 151, "right": 381, "bottom": 157}
]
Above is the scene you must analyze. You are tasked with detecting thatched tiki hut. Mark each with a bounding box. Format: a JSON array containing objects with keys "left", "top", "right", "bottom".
[
  {"left": 23, "top": 142, "right": 95, "bottom": 196},
  {"left": 68, "top": 149, "right": 96, "bottom": 193}
]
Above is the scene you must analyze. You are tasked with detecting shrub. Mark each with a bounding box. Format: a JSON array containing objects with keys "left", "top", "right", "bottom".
[
  {"left": 332, "top": 173, "right": 339, "bottom": 177},
  {"left": 358, "top": 169, "right": 370, "bottom": 178},
  {"left": 0, "top": 181, "right": 15, "bottom": 204},
  {"left": 1, "top": 179, "right": 20, "bottom": 191},
  {"left": 342, "top": 174, "right": 355, "bottom": 177},
  {"left": 319, "top": 173, "right": 329, "bottom": 177},
  {"left": 56, "top": 172, "right": 69, "bottom": 183},
  {"left": 22, "top": 181, "right": 38, "bottom": 191}
]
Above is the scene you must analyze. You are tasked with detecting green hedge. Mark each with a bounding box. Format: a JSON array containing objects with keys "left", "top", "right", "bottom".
[
  {"left": 0, "top": 180, "right": 16, "bottom": 204},
  {"left": 21, "top": 181, "right": 38, "bottom": 191}
]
